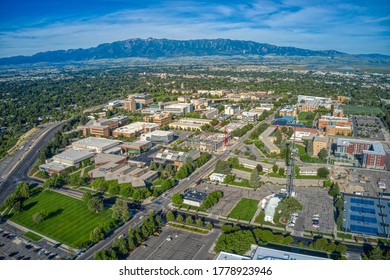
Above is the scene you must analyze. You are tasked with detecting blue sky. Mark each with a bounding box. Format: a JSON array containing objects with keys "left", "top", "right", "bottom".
[{"left": 0, "top": 0, "right": 389, "bottom": 57}]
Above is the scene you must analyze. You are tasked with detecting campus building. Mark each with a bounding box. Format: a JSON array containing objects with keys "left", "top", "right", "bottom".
[
  {"left": 163, "top": 103, "right": 194, "bottom": 115},
  {"left": 259, "top": 126, "right": 280, "bottom": 154},
  {"left": 168, "top": 118, "right": 212, "bottom": 131},
  {"left": 72, "top": 137, "right": 121, "bottom": 153},
  {"left": 182, "top": 189, "right": 208, "bottom": 207},
  {"left": 112, "top": 122, "right": 159, "bottom": 138},
  {"left": 39, "top": 149, "right": 95, "bottom": 175},
  {"left": 334, "top": 138, "right": 386, "bottom": 169},
  {"left": 140, "top": 130, "right": 174, "bottom": 143},
  {"left": 185, "top": 133, "right": 228, "bottom": 151},
  {"left": 80, "top": 118, "right": 120, "bottom": 137},
  {"left": 124, "top": 96, "right": 137, "bottom": 111},
  {"left": 312, "top": 135, "right": 327, "bottom": 157},
  {"left": 318, "top": 115, "right": 352, "bottom": 136},
  {"left": 224, "top": 104, "right": 240, "bottom": 115},
  {"left": 143, "top": 113, "right": 172, "bottom": 126}
]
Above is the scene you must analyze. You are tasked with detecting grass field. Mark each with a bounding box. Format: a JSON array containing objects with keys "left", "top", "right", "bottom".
[
  {"left": 24, "top": 231, "right": 43, "bottom": 241},
  {"left": 228, "top": 198, "right": 259, "bottom": 221},
  {"left": 10, "top": 189, "right": 114, "bottom": 248},
  {"left": 230, "top": 179, "right": 252, "bottom": 188},
  {"left": 341, "top": 105, "right": 383, "bottom": 116},
  {"left": 298, "top": 112, "right": 315, "bottom": 126}
]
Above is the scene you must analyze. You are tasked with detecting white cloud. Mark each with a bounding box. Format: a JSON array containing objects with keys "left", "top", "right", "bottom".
[{"left": 0, "top": 0, "right": 389, "bottom": 57}]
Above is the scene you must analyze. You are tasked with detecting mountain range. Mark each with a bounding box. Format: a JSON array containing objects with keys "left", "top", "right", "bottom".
[{"left": 0, "top": 38, "right": 388, "bottom": 65}]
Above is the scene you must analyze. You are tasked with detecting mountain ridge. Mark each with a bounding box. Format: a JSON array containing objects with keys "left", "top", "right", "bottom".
[{"left": 0, "top": 38, "right": 388, "bottom": 65}]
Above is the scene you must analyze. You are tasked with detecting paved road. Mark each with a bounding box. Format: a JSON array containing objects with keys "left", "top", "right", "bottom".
[
  {"left": 79, "top": 111, "right": 278, "bottom": 260},
  {"left": 0, "top": 121, "right": 65, "bottom": 206}
]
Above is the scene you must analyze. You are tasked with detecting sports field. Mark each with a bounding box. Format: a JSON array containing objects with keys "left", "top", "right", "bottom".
[
  {"left": 10, "top": 189, "right": 114, "bottom": 248},
  {"left": 341, "top": 105, "right": 382, "bottom": 116},
  {"left": 228, "top": 198, "right": 259, "bottom": 221}
]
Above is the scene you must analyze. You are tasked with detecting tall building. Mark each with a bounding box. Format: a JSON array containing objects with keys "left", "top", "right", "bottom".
[
  {"left": 124, "top": 96, "right": 136, "bottom": 111},
  {"left": 312, "top": 135, "right": 327, "bottom": 156},
  {"left": 335, "top": 138, "right": 386, "bottom": 169}
]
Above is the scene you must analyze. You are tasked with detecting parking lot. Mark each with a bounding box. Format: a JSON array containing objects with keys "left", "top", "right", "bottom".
[
  {"left": 293, "top": 187, "right": 334, "bottom": 235},
  {"left": 128, "top": 226, "right": 219, "bottom": 260},
  {"left": 0, "top": 222, "right": 72, "bottom": 260},
  {"left": 352, "top": 116, "right": 385, "bottom": 140}
]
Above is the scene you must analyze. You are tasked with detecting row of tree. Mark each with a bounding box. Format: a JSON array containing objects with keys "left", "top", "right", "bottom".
[{"left": 94, "top": 211, "right": 164, "bottom": 259}]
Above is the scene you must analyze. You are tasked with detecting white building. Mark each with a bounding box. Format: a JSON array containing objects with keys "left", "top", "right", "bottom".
[
  {"left": 224, "top": 104, "right": 240, "bottom": 115},
  {"left": 140, "top": 130, "right": 174, "bottom": 143},
  {"left": 52, "top": 149, "right": 94, "bottom": 166},
  {"left": 264, "top": 197, "right": 281, "bottom": 222},
  {"left": 209, "top": 173, "right": 227, "bottom": 182},
  {"left": 72, "top": 137, "right": 121, "bottom": 153},
  {"left": 164, "top": 103, "right": 194, "bottom": 114}
]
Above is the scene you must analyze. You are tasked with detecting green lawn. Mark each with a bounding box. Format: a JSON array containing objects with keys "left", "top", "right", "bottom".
[
  {"left": 10, "top": 189, "right": 114, "bottom": 248},
  {"left": 24, "top": 231, "right": 43, "bottom": 241},
  {"left": 228, "top": 198, "right": 259, "bottom": 221},
  {"left": 230, "top": 179, "right": 252, "bottom": 188},
  {"left": 341, "top": 105, "right": 383, "bottom": 116},
  {"left": 298, "top": 112, "right": 315, "bottom": 126}
]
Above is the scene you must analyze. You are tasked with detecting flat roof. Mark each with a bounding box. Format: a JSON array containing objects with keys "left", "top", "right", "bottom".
[
  {"left": 252, "top": 245, "right": 329, "bottom": 260},
  {"left": 73, "top": 137, "right": 121, "bottom": 148},
  {"left": 336, "top": 138, "right": 385, "bottom": 155},
  {"left": 182, "top": 189, "right": 208, "bottom": 203},
  {"left": 53, "top": 149, "right": 94, "bottom": 161},
  {"left": 39, "top": 162, "right": 67, "bottom": 172},
  {"left": 342, "top": 194, "right": 390, "bottom": 237},
  {"left": 113, "top": 122, "right": 158, "bottom": 133},
  {"left": 144, "top": 130, "right": 173, "bottom": 136}
]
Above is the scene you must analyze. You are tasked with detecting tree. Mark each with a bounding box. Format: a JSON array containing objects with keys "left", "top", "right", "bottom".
[
  {"left": 278, "top": 167, "right": 285, "bottom": 176},
  {"left": 113, "top": 237, "right": 129, "bottom": 255},
  {"left": 224, "top": 174, "right": 235, "bottom": 184},
  {"left": 90, "top": 227, "right": 105, "bottom": 243},
  {"left": 90, "top": 178, "right": 108, "bottom": 192},
  {"left": 69, "top": 173, "right": 81, "bottom": 186},
  {"left": 165, "top": 164, "right": 173, "bottom": 177},
  {"left": 172, "top": 193, "right": 183, "bottom": 206},
  {"left": 112, "top": 199, "right": 129, "bottom": 222},
  {"left": 214, "top": 230, "right": 256, "bottom": 255},
  {"left": 206, "top": 222, "right": 213, "bottom": 230},
  {"left": 317, "top": 167, "right": 330, "bottom": 178},
  {"left": 272, "top": 164, "right": 279, "bottom": 173},
  {"left": 185, "top": 216, "right": 193, "bottom": 224},
  {"left": 176, "top": 214, "right": 184, "bottom": 223},
  {"left": 227, "top": 157, "right": 240, "bottom": 168},
  {"left": 275, "top": 197, "right": 303, "bottom": 223},
  {"left": 214, "top": 160, "right": 231, "bottom": 174},
  {"left": 196, "top": 218, "right": 203, "bottom": 227},
  {"left": 120, "top": 184, "right": 134, "bottom": 198},
  {"left": 42, "top": 178, "right": 56, "bottom": 190},
  {"left": 329, "top": 183, "right": 340, "bottom": 197},
  {"left": 318, "top": 148, "right": 328, "bottom": 160},
  {"left": 87, "top": 197, "right": 104, "bottom": 213},
  {"left": 32, "top": 210, "right": 48, "bottom": 224},
  {"left": 295, "top": 166, "right": 300, "bottom": 177},
  {"left": 166, "top": 211, "right": 175, "bottom": 222},
  {"left": 17, "top": 182, "right": 30, "bottom": 199},
  {"left": 13, "top": 200, "right": 24, "bottom": 213},
  {"left": 82, "top": 191, "right": 93, "bottom": 203},
  {"left": 250, "top": 168, "right": 261, "bottom": 189}
]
